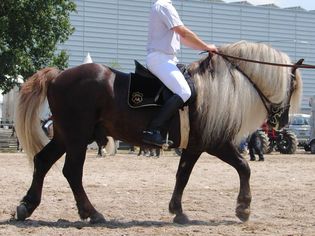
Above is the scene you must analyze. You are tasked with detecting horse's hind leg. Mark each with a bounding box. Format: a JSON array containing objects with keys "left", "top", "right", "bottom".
[
  {"left": 62, "top": 144, "right": 105, "bottom": 223},
  {"left": 210, "top": 142, "right": 251, "bottom": 222},
  {"left": 16, "top": 138, "right": 65, "bottom": 220},
  {"left": 169, "top": 148, "right": 202, "bottom": 224}
]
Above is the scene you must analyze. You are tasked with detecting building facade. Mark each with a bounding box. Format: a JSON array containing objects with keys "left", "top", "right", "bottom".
[{"left": 59, "top": 0, "right": 315, "bottom": 111}]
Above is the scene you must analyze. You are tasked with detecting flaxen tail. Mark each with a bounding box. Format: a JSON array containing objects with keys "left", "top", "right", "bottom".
[{"left": 14, "top": 68, "right": 60, "bottom": 161}]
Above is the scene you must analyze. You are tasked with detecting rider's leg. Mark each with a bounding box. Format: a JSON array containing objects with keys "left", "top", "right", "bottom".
[
  {"left": 142, "top": 94, "right": 184, "bottom": 146},
  {"left": 142, "top": 52, "right": 191, "bottom": 146}
]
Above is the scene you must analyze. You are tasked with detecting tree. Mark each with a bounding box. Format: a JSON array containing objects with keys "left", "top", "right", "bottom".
[{"left": 0, "top": 0, "right": 76, "bottom": 93}]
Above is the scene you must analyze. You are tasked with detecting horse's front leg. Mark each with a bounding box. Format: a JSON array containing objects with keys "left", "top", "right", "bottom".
[
  {"left": 169, "top": 148, "right": 202, "bottom": 224},
  {"left": 62, "top": 145, "right": 105, "bottom": 224},
  {"left": 16, "top": 139, "right": 65, "bottom": 220},
  {"left": 210, "top": 142, "right": 251, "bottom": 222}
]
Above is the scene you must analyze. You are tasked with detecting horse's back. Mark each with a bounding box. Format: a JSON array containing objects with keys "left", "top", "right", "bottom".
[
  {"left": 47, "top": 63, "right": 119, "bottom": 122},
  {"left": 50, "top": 63, "right": 109, "bottom": 89}
]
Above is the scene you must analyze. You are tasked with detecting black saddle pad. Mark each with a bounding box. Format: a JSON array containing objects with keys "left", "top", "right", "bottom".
[
  {"left": 128, "top": 60, "right": 194, "bottom": 108},
  {"left": 128, "top": 70, "right": 167, "bottom": 108}
]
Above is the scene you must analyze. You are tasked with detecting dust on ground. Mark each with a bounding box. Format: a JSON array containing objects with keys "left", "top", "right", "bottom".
[{"left": 0, "top": 150, "right": 314, "bottom": 235}]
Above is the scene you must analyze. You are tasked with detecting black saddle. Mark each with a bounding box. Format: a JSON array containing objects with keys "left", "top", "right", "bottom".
[{"left": 128, "top": 60, "right": 195, "bottom": 108}]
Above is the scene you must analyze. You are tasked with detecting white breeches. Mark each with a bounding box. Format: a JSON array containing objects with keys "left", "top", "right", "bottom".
[{"left": 146, "top": 52, "right": 191, "bottom": 102}]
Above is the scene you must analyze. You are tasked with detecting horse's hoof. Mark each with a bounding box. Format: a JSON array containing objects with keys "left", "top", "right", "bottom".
[
  {"left": 236, "top": 204, "right": 250, "bottom": 222},
  {"left": 16, "top": 204, "right": 29, "bottom": 221},
  {"left": 173, "top": 213, "right": 189, "bottom": 224},
  {"left": 90, "top": 211, "right": 106, "bottom": 224}
]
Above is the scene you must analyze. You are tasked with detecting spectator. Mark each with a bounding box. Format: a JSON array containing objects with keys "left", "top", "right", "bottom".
[{"left": 248, "top": 131, "right": 264, "bottom": 161}]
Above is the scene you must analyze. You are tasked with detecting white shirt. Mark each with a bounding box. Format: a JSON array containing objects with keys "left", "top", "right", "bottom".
[{"left": 146, "top": 0, "right": 184, "bottom": 55}]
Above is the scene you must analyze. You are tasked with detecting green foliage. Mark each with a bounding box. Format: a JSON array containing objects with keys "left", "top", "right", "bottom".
[
  {"left": 0, "top": 0, "right": 76, "bottom": 93},
  {"left": 109, "top": 60, "right": 121, "bottom": 70}
]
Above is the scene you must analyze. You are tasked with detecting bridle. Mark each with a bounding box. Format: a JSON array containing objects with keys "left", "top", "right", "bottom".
[{"left": 212, "top": 51, "right": 308, "bottom": 129}]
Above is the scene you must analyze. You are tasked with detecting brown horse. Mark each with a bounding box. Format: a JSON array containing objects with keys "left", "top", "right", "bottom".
[{"left": 14, "top": 41, "right": 302, "bottom": 224}]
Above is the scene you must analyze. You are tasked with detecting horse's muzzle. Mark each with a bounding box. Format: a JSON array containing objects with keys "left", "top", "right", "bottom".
[{"left": 267, "top": 105, "right": 290, "bottom": 130}]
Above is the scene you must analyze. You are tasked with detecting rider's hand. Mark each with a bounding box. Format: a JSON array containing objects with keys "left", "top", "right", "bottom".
[{"left": 206, "top": 44, "right": 218, "bottom": 53}]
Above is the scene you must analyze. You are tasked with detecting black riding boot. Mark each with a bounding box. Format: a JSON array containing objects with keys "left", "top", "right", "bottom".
[{"left": 142, "top": 94, "right": 184, "bottom": 147}]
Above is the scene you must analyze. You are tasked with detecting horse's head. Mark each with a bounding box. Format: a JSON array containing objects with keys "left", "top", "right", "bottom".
[
  {"left": 189, "top": 41, "right": 303, "bottom": 147},
  {"left": 267, "top": 59, "right": 303, "bottom": 130},
  {"left": 215, "top": 41, "right": 303, "bottom": 130}
]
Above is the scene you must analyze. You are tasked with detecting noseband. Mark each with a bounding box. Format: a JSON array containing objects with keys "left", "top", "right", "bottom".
[{"left": 214, "top": 52, "right": 304, "bottom": 129}]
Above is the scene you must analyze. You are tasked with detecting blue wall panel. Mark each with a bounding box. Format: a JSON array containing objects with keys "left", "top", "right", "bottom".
[{"left": 59, "top": 0, "right": 315, "bottom": 111}]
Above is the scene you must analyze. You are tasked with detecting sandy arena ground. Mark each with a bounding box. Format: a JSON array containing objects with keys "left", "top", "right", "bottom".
[{"left": 0, "top": 150, "right": 314, "bottom": 236}]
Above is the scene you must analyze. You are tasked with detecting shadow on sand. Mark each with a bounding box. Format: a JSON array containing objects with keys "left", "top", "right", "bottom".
[{"left": 1, "top": 218, "right": 240, "bottom": 229}]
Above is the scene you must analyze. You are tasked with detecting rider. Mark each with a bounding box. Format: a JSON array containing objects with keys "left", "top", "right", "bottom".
[{"left": 142, "top": 0, "right": 218, "bottom": 146}]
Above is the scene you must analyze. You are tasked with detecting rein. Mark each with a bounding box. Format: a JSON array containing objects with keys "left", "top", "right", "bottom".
[
  {"left": 218, "top": 53, "right": 274, "bottom": 111},
  {"left": 213, "top": 51, "right": 315, "bottom": 69}
]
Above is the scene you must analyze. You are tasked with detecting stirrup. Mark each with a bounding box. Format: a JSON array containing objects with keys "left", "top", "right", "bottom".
[
  {"left": 161, "top": 133, "right": 173, "bottom": 150},
  {"left": 142, "top": 130, "right": 173, "bottom": 148}
]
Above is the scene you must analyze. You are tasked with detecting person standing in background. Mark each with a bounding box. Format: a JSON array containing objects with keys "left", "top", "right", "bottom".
[{"left": 248, "top": 131, "right": 265, "bottom": 161}]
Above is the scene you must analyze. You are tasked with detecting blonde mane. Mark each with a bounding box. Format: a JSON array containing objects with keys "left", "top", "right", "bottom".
[{"left": 192, "top": 41, "right": 302, "bottom": 147}]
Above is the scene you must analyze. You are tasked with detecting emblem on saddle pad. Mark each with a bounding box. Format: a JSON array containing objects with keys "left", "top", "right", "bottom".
[{"left": 131, "top": 92, "right": 144, "bottom": 105}]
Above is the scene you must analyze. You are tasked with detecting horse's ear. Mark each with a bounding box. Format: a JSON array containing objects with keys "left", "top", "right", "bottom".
[{"left": 292, "top": 58, "right": 304, "bottom": 74}]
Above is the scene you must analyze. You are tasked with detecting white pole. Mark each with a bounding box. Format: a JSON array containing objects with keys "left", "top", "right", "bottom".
[{"left": 310, "top": 95, "right": 315, "bottom": 139}]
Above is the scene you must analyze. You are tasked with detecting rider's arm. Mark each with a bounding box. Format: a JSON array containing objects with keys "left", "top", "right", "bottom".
[{"left": 172, "top": 25, "right": 218, "bottom": 53}]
